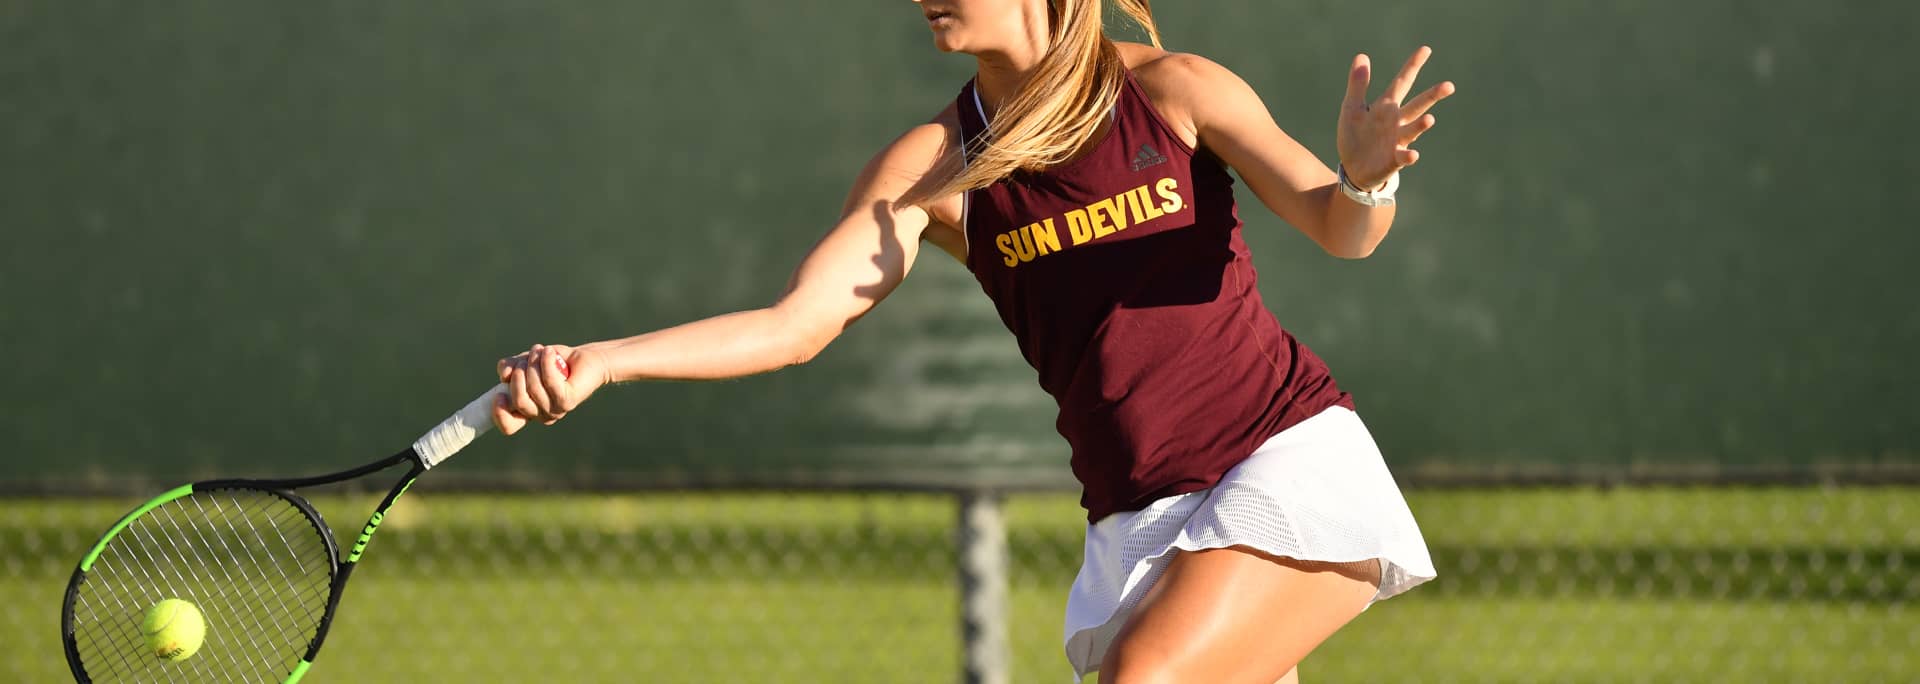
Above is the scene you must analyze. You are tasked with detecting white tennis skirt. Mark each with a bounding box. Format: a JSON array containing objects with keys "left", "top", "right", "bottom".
[{"left": 1062, "top": 405, "right": 1436, "bottom": 678}]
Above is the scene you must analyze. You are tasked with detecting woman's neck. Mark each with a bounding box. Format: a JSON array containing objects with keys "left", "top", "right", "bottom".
[
  {"left": 973, "top": 59, "right": 1035, "bottom": 118},
  {"left": 971, "top": 11, "right": 1052, "bottom": 117}
]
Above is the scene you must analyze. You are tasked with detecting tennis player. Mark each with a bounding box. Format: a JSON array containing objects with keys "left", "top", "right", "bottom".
[{"left": 493, "top": 1, "right": 1448, "bottom": 681}]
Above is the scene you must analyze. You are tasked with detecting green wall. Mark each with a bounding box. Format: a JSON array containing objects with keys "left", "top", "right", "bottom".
[{"left": 2, "top": 1, "right": 1912, "bottom": 489}]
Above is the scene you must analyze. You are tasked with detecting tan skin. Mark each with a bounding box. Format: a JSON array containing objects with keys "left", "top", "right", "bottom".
[{"left": 493, "top": 1, "right": 1452, "bottom": 681}]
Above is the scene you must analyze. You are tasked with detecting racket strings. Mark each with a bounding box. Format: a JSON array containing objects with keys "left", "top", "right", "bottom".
[
  {"left": 159, "top": 496, "right": 320, "bottom": 678},
  {"left": 196, "top": 496, "right": 327, "bottom": 669},
  {"left": 70, "top": 489, "right": 335, "bottom": 683},
  {"left": 74, "top": 494, "right": 297, "bottom": 683}
]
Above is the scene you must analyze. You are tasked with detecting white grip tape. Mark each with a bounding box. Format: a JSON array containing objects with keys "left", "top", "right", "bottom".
[{"left": 412, "top": 384, "right": 508, "bottom": 469}]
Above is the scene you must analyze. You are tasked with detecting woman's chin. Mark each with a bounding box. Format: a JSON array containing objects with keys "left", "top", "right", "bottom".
[{"left": 928, "top": 27, "right": 973, "bottom": 54}]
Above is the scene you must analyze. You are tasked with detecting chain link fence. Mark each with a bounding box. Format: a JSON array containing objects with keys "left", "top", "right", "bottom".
[{"left": 6, "top": 486, "right": 1914, "bottom": 682}]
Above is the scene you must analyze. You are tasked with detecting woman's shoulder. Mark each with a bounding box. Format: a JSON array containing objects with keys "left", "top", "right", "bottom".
[
  {"left": 1116, "top": 41, "right": 1174, "bottom": 70},
  {"left": 839, "top": 103, "right": 964, "bottom": 210},
  {"left": 1121, "top": 43, "right": 1241, "bottom": 100},
  {"left": 905, "top": 104, "right": 964, "bottom": 186},
  {"left": 885, "top": 103, "right": 968, "bottom": 231},
  {"left": 1118, "top": 44, "right": 1244, "bottom": 148},
  {"left": 879, "top": 101, "right": 964, "bottom": 164}
]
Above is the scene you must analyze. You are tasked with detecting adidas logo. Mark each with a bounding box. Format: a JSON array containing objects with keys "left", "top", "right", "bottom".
[{"left": 1130, "top": 143, "right": 1168, "bottom": 171}]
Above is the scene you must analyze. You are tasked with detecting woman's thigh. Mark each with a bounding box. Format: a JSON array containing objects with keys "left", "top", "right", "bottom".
[{"left": 1098, "top": 546, "right": 1380, "bottom": 684}]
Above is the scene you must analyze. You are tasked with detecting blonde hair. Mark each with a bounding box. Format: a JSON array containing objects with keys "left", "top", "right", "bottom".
[{"left": 904, "top": 0, "right": 1160, "bottom": 207}]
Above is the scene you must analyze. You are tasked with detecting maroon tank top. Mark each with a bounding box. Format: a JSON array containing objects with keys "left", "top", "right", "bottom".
[{"left": 958, "top": 72, "right": 1354, "bottom": 522}]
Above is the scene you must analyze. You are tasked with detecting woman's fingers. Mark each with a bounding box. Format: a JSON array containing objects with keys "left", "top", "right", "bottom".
[
  {"left": 494, "top": 353, "right": 528, "bottom": 434},
  {"left": 496, "top": 343, "right": 591, "bottom": 435},
  {"left": 1384, "top": 46, "right": 1432, "bottom": 105},
  {"left": 536, "top": 345, "right": 573, "bottom": 415},
  {"left": 1339, "top": 47, "right": 1444, "bottom": 186},
  {"left": 524, "top": 349, "right": 559, "bottom": 418},
  {"left": 507, "top": 354, "right": 540, "bottom": 418},
  {"left": 1343, "top": 53, "right": 1372, "bottom": 114},
  {"left": 1400, "top": 81, "right": 1455, "bottom": 123},
  {"left": 497, "top": 354, "right": 519, "bottom": 383},
  {"left": 491, "top": 394, "right": 529, "bottom": 435},
  {"left": 1399, "top": 114, "right": 1437, "bottom": 145}
]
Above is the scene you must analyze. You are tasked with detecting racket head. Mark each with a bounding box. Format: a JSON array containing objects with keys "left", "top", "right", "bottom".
[{"left": 62, "top": 484, "right": 340, "bottom": 683}]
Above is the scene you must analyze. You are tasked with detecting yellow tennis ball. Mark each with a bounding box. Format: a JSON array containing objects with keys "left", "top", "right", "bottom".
[{"left": 140, "top": 599, "right": 206, "bottom": 661}]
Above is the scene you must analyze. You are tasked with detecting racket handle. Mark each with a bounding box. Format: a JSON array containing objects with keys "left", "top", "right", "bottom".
[
  {"left": 412, "top": 384, "right": 507, "bottom": 469},
  {"left": 412, "top": 357, "right": 572, "bottom": 469}
]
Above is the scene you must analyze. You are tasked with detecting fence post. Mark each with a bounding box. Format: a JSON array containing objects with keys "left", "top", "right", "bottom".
[{"left": 957, "top": 488, "right": 1009, "bottom": 684}]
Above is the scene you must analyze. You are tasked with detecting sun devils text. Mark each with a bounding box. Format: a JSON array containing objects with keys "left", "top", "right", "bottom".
[{"left": 993, "top": 178, "right": 1187, "bottom": 268}]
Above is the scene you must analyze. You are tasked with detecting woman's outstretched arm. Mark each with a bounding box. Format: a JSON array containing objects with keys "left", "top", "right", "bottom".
[{"left": 490, "top": 119, "right": 958, "bottom": 434}]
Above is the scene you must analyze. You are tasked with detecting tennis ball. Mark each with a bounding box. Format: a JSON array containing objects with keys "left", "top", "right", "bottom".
[{"left": 140, "top": 599, "right": 206, "bottom": 661}]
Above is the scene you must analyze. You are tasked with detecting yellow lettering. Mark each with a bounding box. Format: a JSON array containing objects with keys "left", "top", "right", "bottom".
[
  {"left": 1156, "top": 178, "right": 1185, "bottom": 214},
  {"left": 1011, "top": 226, "right": 1038, "bottom": 262},
  {"left": 1089, "top": 202, "right": 1115, "bottom": 238},
  {"left": 1123, "top": 184, "right": 1149, "bottom": 225},
  {"left": 1095, "top": 197, "right": 1129, "bottom": 232},
  {"left": 1066, "top": 209, "right": 1093, "bottom": 244},
  {"left": 1136, "top": 186, "right": 1165, "bottom": 221},
  {"left": 996, "top": 233, "right": 1018, "bottom": 267},
  {"left": 1030, "top": 219, "right": 1062, "bottom": 256}
]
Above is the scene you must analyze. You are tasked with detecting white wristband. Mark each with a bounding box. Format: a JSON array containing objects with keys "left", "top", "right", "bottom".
[{"left": 1338, "top": 166, "right": 1399, "bottom": 207}]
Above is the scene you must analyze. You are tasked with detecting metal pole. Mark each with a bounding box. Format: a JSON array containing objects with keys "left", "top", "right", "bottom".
[{"left": 957, "top": 489, "right": 1009, "bottom": 684}]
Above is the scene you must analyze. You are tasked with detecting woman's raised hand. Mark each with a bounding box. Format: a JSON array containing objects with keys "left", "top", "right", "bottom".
[{"left": 1336, "top": 46, "right": 1456, "bottom": 190}]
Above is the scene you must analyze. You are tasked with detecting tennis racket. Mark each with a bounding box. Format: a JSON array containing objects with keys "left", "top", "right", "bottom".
[{"left": 60, "top": 370, "right": 542, "bottom": 683}]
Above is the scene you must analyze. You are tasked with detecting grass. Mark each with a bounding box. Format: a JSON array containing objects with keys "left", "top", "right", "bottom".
[{"left": 3, "top": 488, "right": 1913, "bottom": 682}]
